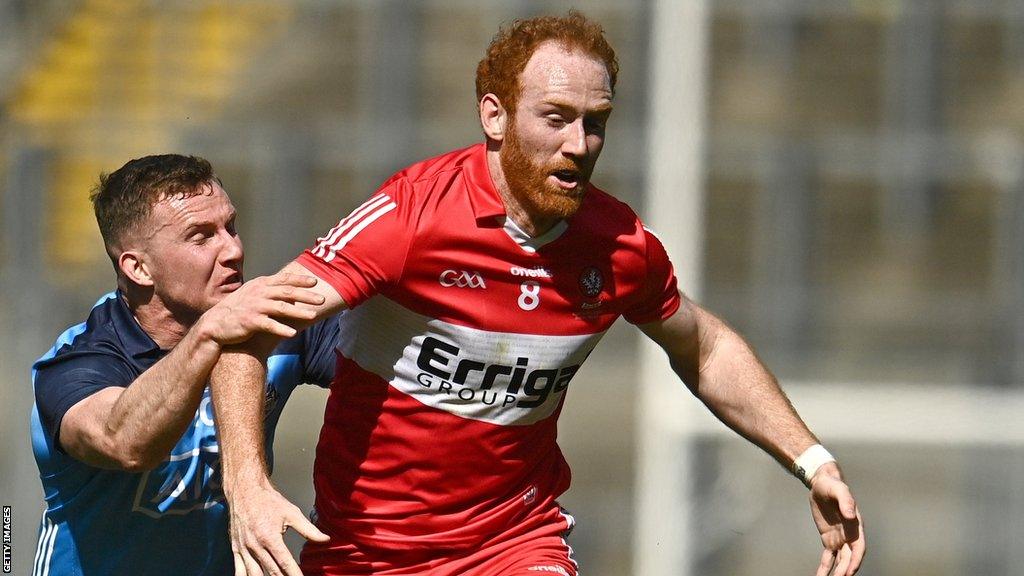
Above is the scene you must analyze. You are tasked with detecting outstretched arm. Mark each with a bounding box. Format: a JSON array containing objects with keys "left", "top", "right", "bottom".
[
  {"left": 211, "top": 260, "right": 347, "bottom": 576},
  {"left": 639, "top": 293, "right": 865, "bottom": 576},
  {"left": 58, "top": 274, "right": 324, "bottom": 471}
]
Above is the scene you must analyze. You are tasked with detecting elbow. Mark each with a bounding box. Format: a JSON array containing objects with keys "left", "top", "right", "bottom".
[
  {"left": 99, "top": 436, "right": 167, "bottom": 472},
  {"left": 117, "top": 452, "right": 164, "bottom": 473}
]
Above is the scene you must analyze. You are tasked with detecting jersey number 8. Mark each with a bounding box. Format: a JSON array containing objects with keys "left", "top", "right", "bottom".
[{"left": 518, "top": 281, "right": 540, "bottom": 311}]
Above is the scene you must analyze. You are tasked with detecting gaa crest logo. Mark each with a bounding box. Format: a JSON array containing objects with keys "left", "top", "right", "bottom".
[{"left": 579, "top": 266, "right": 604, "bottom": 298}]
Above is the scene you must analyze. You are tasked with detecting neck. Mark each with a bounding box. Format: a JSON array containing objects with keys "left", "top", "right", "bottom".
[
  {"left": 122, "top": 290, "right": 191, "bottom": 350},
  {"left": 486, "top": 146, "right": 559, "bottom": 237}
]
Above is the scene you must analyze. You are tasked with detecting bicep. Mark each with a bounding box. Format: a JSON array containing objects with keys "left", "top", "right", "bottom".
[
  {"left": 637, "top": 293, "right": 724, "bottom": 390},
  {"left": 638, "top": 293, "right": 700, "bottom": 356},
  {"left": 35, "top": 359, "right": 131, "bottom": 452},
  {"left": 58, "top": 387, "right": 125, "bottom": 468}
]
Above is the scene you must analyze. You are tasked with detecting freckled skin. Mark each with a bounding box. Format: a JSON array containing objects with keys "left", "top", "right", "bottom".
[
  {"left": 490, "top": 41, "right": 614, "bottom": 236},
  {"left": 131, "top": 183, "right": 244, "bottom": 331}
]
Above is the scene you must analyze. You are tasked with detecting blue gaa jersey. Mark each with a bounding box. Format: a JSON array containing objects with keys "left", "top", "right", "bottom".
[{"left": 30, "top": 292, "right": 339, "bottom": 576}]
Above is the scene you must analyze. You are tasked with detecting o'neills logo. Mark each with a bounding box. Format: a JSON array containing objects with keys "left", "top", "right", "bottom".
[
  {"left": 439, "top": 269, "right": 486, "bottom": 289},
  {"left": 415, "top": 336, "right": 579, "bottom": 409},
  {"left": 511, "top": 266, "right": 552, "bottom": 279}
]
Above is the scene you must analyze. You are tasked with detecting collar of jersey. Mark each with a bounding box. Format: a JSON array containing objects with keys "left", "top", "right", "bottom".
[
  {"left": 111, "top": 290, "right": 164, "bottom": 359},
  {"left": 500, "top": 216, "right": 568, "bottom": 253}
]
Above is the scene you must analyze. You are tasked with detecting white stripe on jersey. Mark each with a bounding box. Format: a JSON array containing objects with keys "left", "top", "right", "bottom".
[
  {"left": 323, "top": 200, "right": 397, "bottom": 262},
  {"left": 32, "top": 518, "right": 48, "bottom": 576},
  {"left": 338, "top": 297, "right": 607, "bottom": 426},
  {"left": 42, "top": 522, "right": 58, "bottom": 576},
  {"left": 33, "top": 517, "right": 57, "bottom": 576},
  {"left": 558, "top": 507, "right": 579, "bottom": 572},
  {"left": 313, "top": 193, "right": 390, "bottom": 257},
  {"left": 313, "top": 193, "right": 395, "bottom": 260}
]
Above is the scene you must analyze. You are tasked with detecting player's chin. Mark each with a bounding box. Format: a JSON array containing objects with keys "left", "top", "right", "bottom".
[{"left": 541, "top": 188, "right": 585, "bottom": 218}]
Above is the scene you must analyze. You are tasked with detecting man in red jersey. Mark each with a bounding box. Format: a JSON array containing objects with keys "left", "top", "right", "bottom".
[{"left": 212, "top": 11, "right": 866, "bottom": 576}]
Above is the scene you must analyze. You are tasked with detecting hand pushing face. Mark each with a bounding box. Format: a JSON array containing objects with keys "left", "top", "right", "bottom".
[{"left": 141, "top": 183, "right": 244, "bottom": 322}]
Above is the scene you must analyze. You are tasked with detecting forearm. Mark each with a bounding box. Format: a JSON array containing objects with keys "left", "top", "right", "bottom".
[
  {"left": 210, "top": 262, "right": 345, "bottom": 493},
  {"left": 646, "top": 299, "right": 863, "bottom": 573},
  {"left": 210, "top": 341, "right": 275, "bottom": 496},
  {"left": 690, "top": 322, "right": 818, "bottom": 468},
  {"left": 101, "top": 324, "right": 221, "bottom": 467}
]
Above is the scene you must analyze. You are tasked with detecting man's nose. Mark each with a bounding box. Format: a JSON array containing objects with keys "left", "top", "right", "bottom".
[
  {"left": 561, "top": 119, "right": 587, "bottom": 158},
  {"left": 221, "top": 232, "right": 244, "bottom": 264}
]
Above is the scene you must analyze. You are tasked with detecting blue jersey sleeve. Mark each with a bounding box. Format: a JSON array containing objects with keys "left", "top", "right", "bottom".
[
  {"left": 34, "top": 352, "right": 135, "bottom": 451},
  {"left": 300, "top": 315, "right": 340, "bottom": 388}
]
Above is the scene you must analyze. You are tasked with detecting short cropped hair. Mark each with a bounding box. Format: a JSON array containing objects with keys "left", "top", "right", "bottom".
[
  {"left": 91, "top": 154, "right": 220, "bottom": 258},
  {"left": 475, "top": 10, "right": 619, "bottom": 117}
]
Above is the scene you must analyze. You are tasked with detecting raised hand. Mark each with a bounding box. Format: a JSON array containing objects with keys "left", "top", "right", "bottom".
[{"left": 200, "top": 273, "right": 325, "bottom": 346}]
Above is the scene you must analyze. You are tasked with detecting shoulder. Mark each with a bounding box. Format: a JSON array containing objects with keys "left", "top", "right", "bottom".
[
  {"left": 34, "top": 294, "right": 134, "bottom": 375},
  {"left": 391, "top": 144, "right": 481, "bottom": 186},
  {"left": 572, "top": 186, "right": 647, "bottom": 243},
  {"left": 381, "top": 144, "right": 482, "bottom": 202}
]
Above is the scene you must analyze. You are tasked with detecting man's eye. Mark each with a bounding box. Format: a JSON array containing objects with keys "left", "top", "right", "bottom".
[{"left": 546, "top": 115, "right": 566, "bottom": 127}]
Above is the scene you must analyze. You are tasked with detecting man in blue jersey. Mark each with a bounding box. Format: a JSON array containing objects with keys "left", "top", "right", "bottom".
[{"left": 30, "top": 154, "right": 333, "bottom": 576}]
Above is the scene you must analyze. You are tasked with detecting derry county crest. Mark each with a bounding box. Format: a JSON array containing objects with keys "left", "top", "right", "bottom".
[{"left": 579, "top": 266, "right": 604, "bottom": 298}]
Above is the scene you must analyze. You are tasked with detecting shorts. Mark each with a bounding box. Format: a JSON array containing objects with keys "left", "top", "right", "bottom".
[{"left": 300, "top": 505, "right": 578, "bottom": 576}]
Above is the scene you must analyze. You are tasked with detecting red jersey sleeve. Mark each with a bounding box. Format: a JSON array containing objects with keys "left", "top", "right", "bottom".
[
  {"left": 296, "top": 178, "right": 415, "bottom": 309},
  {"left": 623, "top": 226, "right": 682, "bottom": 325}
]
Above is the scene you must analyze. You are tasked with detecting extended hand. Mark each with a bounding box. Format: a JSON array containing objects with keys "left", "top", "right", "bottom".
[
  {"left": 228, "top": 480, "right": 329, "bottom": 576},
  {"left": 201, "top": 273, "right": 325, "bottom": 346},
  {"left": 809, "top": 463, "right": 865, "bottom": 576}
]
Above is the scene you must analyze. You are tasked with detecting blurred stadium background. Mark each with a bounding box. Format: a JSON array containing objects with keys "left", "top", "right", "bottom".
[{"left": 2, "top": 0, "right": 1023, "bottom": 574}]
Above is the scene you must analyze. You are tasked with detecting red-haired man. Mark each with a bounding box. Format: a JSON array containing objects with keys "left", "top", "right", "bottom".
[{"left": 214, "top": 12, "right": 865, "bottom": 576}]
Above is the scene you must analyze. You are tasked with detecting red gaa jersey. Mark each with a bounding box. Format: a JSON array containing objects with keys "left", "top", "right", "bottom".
[{"left": 295, "top": 143, "right": 680, "bottom": 557}]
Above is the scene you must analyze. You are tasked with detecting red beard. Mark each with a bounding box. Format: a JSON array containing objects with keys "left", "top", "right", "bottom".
[{"left": 499, "top": 123, "right": 591, "bottom": 221}]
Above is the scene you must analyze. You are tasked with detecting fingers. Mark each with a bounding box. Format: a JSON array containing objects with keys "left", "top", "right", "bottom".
[
  {"left": 830, "top": 482, "right": 858, "bottom": 521},
  {"left": 250, "top": 543, "right": 286, "bottom": 576},
  {"left": 238, "top": 548, "right": 262, "bottom": 576},
  {"left": 261, "top": 317, "right": 299, "bottom": 340},
  {"left": 274, "top": 298, "right": 319, "bottom": 321},
  {"left": 286, "top": 511, "right": 330, "bottom": 543},
  {"left": 815, "top": 548, "right": 835, "bottom": 576},
  {"left": 809, "top": 477, "right": 865, "bottom": 576},
  {"left": 847, "top": 516, "right": 866, "bottom": 574},
  {"left": 232, "top": 531, "right": 259, "bottom": 576},
  {"left": 259, "top": 533, "right": 303, "bottom": 576},
  {"left": 234, "top": 523, "right": 302, "bottom": 576},
  {"left": 232, "top": 551, "right": 246, "bottom": 576},
  {"left": 267, "top": 273, "right": 319, "bottom": 288},
  {"left": 268, "top": 285, "right": 326, "bottom": 307},
  {"left": 832, "top": 543, "right": 853, "bottom": 576}
]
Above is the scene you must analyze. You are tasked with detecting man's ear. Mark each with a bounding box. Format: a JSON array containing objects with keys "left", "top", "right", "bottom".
[
  {"left": 480, "top": 93, "right": 508, "bottom": 142},
  {"left": 118, "top": 250, "right": 154, "bottom": 287}
]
